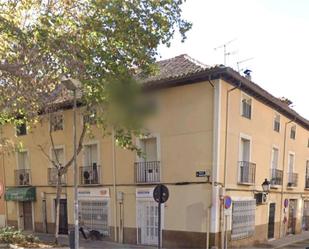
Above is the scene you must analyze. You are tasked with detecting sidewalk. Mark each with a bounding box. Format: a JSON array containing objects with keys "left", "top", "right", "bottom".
[
  {"left": 34, "top": 233, "right": 156, "bottom": 249},
  {"left": 230, "top": 231, "right": 309, "bottom": 249}
]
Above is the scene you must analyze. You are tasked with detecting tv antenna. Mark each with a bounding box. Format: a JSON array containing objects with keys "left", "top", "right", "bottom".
[
  {"left": 237, "top": 57, "right": 254, "bottom": 72},
  {"left": 214, "top": 38, "right": 237, "bottom": 65}
]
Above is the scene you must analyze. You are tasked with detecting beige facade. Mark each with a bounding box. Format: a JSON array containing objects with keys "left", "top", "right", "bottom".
[
  {"left": 0, "top": 161, "right": 5, "bottom": 227},
  {"left": 1, "top": 54, "right": 309, "bottom": 248}
]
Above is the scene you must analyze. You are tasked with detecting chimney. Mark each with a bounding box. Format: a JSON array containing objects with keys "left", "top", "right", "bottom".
[
  {"left": 278, "top": 97, "right": 293, "bottom": 106},
  {"left": 243, "top": 69, "right": 252, "bottom": 81}
]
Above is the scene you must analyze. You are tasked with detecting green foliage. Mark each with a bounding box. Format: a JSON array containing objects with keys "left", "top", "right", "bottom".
[
  {"left": 0, "top": 227, "right": 39, "bottom": 244},
  {"left": 0, "top": 0, "right": 191, "bottom": 149}
]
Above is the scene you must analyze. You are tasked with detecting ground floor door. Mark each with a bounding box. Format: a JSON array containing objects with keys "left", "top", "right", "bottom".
[
  {"left": 59, "top": 199, "right": 68, "bottom": 234},
  {"left": 22, "top": 201, "right": 33, "bottom": 231},
  {"left": 137, "top": 200, "right": 161, "bottom": 246},
  {"left": 287, "top": 199, "right": 297, "bottom": 235},
  {"left": 302, "top": 200, "right": 309, "bottom": 231},
  {"left": 268, "top": 203, "right": 276, "bottom": 239}
]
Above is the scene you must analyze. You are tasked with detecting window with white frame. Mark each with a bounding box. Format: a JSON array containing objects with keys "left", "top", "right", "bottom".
[
  {"left": 49, "top": 148, "right": 66, "bottom": 185},
  {"left": 82, "top": 144, "right": 100, "bottom": 184},
  {"left": 271, "top": 148, "right": 279, "bottom": 170},
  {"left": 273, "top": 114, "right": 280, "bottom": 132},
  {"left": 241, "top": 94, "right": 252, "bottom": 119},
  {"left": 306, "top": 161, "right": 309, "bottom": 188},
  {"left": 290, "top": 125, "right": 296, "bottom": 140},
  {"left": 50, "top": 113, "right": 64, "bottom": 132},
  {"left": 17, "top": 151, "right": 30, "bottom": 185},
  {"left": 231, "top": 199, "right": 256, "bottom": 240}
]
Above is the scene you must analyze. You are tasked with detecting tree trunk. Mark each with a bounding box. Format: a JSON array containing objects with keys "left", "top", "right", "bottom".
[{"left": 54, "top": 173, "right": 62, "bottom": 244}]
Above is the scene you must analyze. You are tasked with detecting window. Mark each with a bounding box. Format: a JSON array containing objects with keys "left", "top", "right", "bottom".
[
  {"left": 273, "top": 114, "right": 280, "bottom": 132},
  {"left": 140, "top": 137, "right": 158, "bottom": 162},
  {"left": 81, "top": 144, "right": 100, "bottom": 184},
  {"left": 16, "top": 151, "right": 30, "bottom": 185},
  {"left": 50, "top": 113, "right": 63, "bottom": 132},
  {"left": 136, "top": 137, "right": 160, "bottom": 183},
  {"left": 18, "top": 151, "right": 29, "bottom": 169},
  {"left": 288, "top": 153, "right": 295, "bottom": 174},
  {"left": 306, "top": 161, "right": 309, "bottom": 189},
  {"left": 239, "top": 137, "right": 255, "bottom": 184},
  {"left": 241, "top": 95, "right": 252, "bottom": 119},
  {"left": 307, "top": 138, "right": 309, "bottom": 148},
  {"left": 49, "top": 148, "right": 66, "bottom": 185},
  {"left": 290, "top": 125, "right": 296, "bottom": 139},
  {"left": 231, "top": 199, "right": 256, "bottom": 240},
  {"left": 79, "top": 200, "right": 109, "bottom": 236},
  {"left": 271, "top": 148, "right": 279, "bottom": 170},
  {"left": 16, "top": 121, "right": 27, "bottom": 136}
]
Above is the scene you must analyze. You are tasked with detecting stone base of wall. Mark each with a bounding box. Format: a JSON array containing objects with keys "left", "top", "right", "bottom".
[
  {"left": 7, "top": 220, "right": 18, "bottom": 228},
  {"left": 0, "top": 215, "right": 5, "bottom": 228}
]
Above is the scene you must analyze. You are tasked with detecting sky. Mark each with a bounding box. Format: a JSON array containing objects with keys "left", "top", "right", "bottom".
[{"left": 158, "top": 0, "right": 309, "bottom": 119}]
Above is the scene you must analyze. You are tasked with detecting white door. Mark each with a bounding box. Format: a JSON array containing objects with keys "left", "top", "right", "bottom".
[
  {"left": 137, "top": 200, "right": 162, "bottom": 245},
  {"left": 240, "top": 138, "right": 250, "bottom": 162}
]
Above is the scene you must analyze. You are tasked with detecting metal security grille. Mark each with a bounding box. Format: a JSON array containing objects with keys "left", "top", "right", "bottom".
[
  {"left": 79, "top": 200, "right": 109, "bottom": 236},
  {"left": 231, "top": 199, "right": 255, "bottom": 240}
]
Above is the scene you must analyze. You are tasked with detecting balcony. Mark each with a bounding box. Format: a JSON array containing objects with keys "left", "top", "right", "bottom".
[
  {"left": 287, "top": 172, "right": 298, "bottom": 188},
  {"left": 135, "top": 161, "right": 160, "bottom": 183},
  {"left": 270, "top": 168, "right": 283, "bottom": 186},
  {"left": 238, "top": 161, "right": 256, "bottom": 184},
  {"left": 15, "top": 169, "right": 31, "bottom": 186},
  {"left": 48, "top": 168, "right": 66, "bottom": 185},
  {"left": 80, "top": 164, "right": 101, "bottom": 185}
]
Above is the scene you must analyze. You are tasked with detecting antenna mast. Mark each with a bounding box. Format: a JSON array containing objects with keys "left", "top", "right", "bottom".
[
  {"left": 236, "top": 57, "right": 254, "bottom": 72},
  {"left": 214, "top": 38, "right": 237, "bottom": 65}
]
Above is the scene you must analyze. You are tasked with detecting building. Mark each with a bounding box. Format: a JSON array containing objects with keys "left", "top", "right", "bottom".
[
  {"left": 1, "top": 54, "right": 309, "bottom": 248},
  {"left": 0, "top": 161, "right": 5, "bottom": 227}
]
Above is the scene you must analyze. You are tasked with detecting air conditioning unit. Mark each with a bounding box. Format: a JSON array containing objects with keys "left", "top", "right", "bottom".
[{"left": 255, "top": 192, "right": 268, "bottom": 205}]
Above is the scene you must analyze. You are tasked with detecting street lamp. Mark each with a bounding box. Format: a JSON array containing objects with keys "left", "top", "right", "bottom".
[
  {"left": 61, "top": 76, "right": 81, "bottom": 249},
  {"left": 262, "top": 178, "right": 270, "bottom": 193}
]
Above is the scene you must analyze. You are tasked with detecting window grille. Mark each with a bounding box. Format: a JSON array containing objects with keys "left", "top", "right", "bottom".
[
  {"left": 231, "top": 199, "right": 256, "bottom": 240},
  {"left": 241, "top": 97, "right": 252, "bottom": 119},
  {"left": 79, "top": 200, "right": 109, "bottom": 236}
]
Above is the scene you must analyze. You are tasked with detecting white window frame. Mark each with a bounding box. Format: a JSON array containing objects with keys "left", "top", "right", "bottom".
[
  {"left": 16, "top": 149, "right": 30, "bottom": 169},
  {"left": 49, "top": 145, "right": 66, "bottom": 185},
  {"left": 82, "top": 140, "right": 101, "bottom": 166},
  {"left": 240, "top": 93, "right": 252, "bottom": 119},
  {"left": 238, "top": 133, "right": 252, "bottom": 183},
  {"left": 136, "top": 133, "right": 161, "bottom": 162},
  {"left": 288, "top": 152, "right": 295, "bottom": 174}
]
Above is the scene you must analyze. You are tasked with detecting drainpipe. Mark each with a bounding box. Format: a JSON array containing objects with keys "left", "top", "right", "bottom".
[
  {"left": 2, "top": 153, "right": 8, "bottom": 227},
  {"left": 220, "top": 83, "right": 241, "bottom": 249},
  {"left": 279, "top": 118, "right": 295, "bottom": 238},
  {"left": 112, "top": 128, "right": 118, "bottom": 242}
]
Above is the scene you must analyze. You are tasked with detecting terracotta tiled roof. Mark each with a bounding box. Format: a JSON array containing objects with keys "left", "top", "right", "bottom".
[{"left": 142, "top": 54, "right": 213, "bottom": 84}]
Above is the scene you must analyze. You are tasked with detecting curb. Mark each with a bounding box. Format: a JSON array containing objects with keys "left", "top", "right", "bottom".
[{"left": 9, "top": 244, "right": 69, "bottom": 249}]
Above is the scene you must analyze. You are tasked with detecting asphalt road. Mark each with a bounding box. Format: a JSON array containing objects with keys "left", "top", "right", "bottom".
[{"left": 278, "top": 239, "right": 309, "bottom": 249}]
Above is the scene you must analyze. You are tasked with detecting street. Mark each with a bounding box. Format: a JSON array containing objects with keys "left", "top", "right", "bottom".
[{"left": 278, "top": 239, "right": 309, "bottom": 249}]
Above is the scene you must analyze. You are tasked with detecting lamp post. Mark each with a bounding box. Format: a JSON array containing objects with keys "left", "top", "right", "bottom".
[
  {"left": 61, "top": 77, "right": 81, "bottom": 249},
  {"left": 262, "top": 178, "right": 270, "bottom": 193}
]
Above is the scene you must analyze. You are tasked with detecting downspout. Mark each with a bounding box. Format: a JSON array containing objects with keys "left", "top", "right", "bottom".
[
  {"left": 279, "top": 118, "right": 295, "bottom": 238},
  {"left": 221, "top": 82, "right": 241, "bottom": 249},
  {"left": 206, "top": 79, "right": 214, "bottom": 249},
  {"left": 112, "top": 128, "right": 118, "bottom": 242},
  {"left": 2, "top": 153, "right": 8, "bottom": 227}
]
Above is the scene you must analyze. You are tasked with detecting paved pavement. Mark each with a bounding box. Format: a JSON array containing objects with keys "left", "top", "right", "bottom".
[{"left": 35, "top": 231, "right": 309, "bottom": 249}]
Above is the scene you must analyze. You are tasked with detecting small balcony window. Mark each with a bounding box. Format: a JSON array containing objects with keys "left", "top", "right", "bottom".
[
  {"left": 241, "top": 95, "right": 252, "bottom": 119},
  {"left": 290, "top": 126, "right": 296, "bottom": 140},
  {"left": 50, "top": 113, "right": 63, "bottom": 132},
  {"left": 273, "top": 114, "right": 280, "bottom": 132},
  {"left": 16, "top": 121, "right": 27, "bottom": 136}
]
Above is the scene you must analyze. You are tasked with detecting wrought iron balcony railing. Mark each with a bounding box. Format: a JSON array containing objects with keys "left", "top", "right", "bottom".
[
  {"left": 238, "top": 161, "right": 256, "bottom": 184},
  {"left": 135, "top": 161, "right": 160, "bottom": 183},
  {"left": 270, "top": 168, "right": 283, "bottom": 186},
  {"left": 287, "top": 172, "right": 298, "bottom": 187},
  {"left": 80, "top": 164, "right": 101, "bottom": 185},
  {"left": 15, "top": 169, "right": 31, "bottom": 186},
  {"left": 48, "top": 168, "right": 66, "bottom": 185}
]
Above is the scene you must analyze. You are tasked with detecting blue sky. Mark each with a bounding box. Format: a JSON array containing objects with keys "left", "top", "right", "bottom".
[{"left": 158, "top": 0, "right": 309, "bottom": 119}]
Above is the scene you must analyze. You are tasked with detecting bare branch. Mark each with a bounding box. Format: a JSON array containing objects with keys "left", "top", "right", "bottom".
[
  {"left": 37, "top": 144, "right": 57, "bottom": 168},
  {"left": 63, "top": 120, "right": 87, "bottom": 171}
]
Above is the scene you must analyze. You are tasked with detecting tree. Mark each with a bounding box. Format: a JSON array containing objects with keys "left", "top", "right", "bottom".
[{"left": 0, "top": 0, "right": 191, "bottom": 243}]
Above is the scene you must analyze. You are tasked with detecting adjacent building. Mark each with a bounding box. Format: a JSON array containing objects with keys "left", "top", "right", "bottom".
[{"left": 1, "top": 54, "right": 309, "bottom": 248}]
